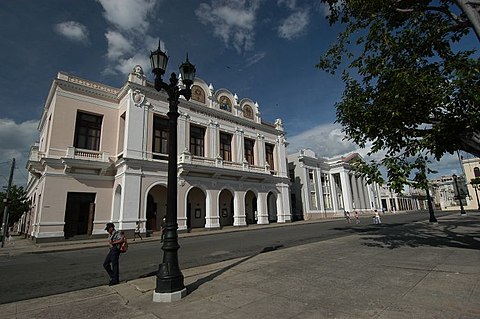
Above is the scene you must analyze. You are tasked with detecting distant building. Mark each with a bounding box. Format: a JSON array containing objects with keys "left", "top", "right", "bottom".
[
  {"left": 379, "top": 184, "right": 427, "bottom": 212},
  {"left": 287, "top": 150, "right": 381, "bottom": 220},
  {"left": 24, "top": 67, "right": 291, "bottom": 242},
  {"left": 430, "top": 175, "right": 468, "bottom": 210},
  {"left": 462, "top": 157, "right": 480, "bottom": 210}
]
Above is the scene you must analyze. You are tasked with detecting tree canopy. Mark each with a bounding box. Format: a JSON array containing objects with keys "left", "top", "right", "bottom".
[
  {"left": 318, "top": 0, "right": 480, "bottom": 192},
  {"left": 0, "top": 185, "right": 31, "bottom": 228}
]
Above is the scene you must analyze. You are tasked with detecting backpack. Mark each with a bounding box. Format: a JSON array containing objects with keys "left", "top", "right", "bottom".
[{"left": 120, "top": 236, "right": 128, "bottom": 253}]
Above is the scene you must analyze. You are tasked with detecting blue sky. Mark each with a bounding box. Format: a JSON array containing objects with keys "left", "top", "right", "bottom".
[{"left": 0, "top": 0, "right": 475, "bottom": 188}]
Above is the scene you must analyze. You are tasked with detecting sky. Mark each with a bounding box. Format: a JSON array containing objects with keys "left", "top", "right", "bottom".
[{"left": 0, "top": 0, "right": 476, "bottom": 189}]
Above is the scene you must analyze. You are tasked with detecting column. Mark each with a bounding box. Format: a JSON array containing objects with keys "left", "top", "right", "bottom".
[
  {"left": 256, "top": 192, "right": 269, "bottom": 224},
  {"left": 205, "top": 189, "right": 220, "bottom": 229},
  {"left": 208, "top": 120, "right": 219, "bottom": 158},
  {"left": 177, "top": 112, "right": 190, "bottom": 154},
  {"left": 276, "top": 134, "right": 288, "bottom": 178},
  {"left": 350, "top": 174, "right": 359, "bottom": 210},
  {"left": 233, "top": 191, "right": 247, "bottom": 226},
  {"left": 276, "top": 183, "right": 291, "bottom": 223},
  {"left": 234, "top": 127, "right": 245, "bottom": 163},
  {"left": 329, "top": 173, "right": 339, "bottom": 214},
  {"left": 315, "top": 168, "right": 325, "bottom": 211},
  {"left": 123, "top": 93, "right": 145, "bottom": 159},
  {"left": 256, "top": 133, "right": 265, "bottom": 167},
  {"left": 340, "top": 171, "right": 353, "bottom": 212},
  {"left": 119, "top": 168, "right": 142, "bottom": 231}
]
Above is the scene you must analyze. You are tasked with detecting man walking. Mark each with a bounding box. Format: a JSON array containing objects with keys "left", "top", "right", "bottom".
[{"left": 103, "top": 222, "right": 125, "bottom": 286}]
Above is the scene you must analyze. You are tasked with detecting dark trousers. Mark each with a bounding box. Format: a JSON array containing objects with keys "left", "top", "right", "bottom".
[{"left": 103, "top": 247, "right": 120, "bottom": 283}]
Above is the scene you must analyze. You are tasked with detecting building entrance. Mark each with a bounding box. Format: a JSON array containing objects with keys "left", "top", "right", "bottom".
[{"left": 64, "top": 192, "right": 96, "bottom": 239}]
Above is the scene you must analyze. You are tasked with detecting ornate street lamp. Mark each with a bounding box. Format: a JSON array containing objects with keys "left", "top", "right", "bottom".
[
  {"left": 150, "top": 42, "right": 196, "bottom": 302},
  {"left": 452, "top": 174, "right": 467, "bottom": 215},
  {"left": 470, "top": 177, "right": 480, "bottom": 210}
]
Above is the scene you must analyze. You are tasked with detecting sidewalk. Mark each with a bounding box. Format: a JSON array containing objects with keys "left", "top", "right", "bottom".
[{"left": 1, "top": 212, "right": 479, "bottom": 318}]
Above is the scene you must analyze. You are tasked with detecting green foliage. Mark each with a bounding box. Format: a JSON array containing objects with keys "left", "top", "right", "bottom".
[
  {"left": 471, "top": 177, "right": 480, "bottom": 185},
  {"left": 0, "top": 185, "right": 31, "bottom": 227},
  {"left": 318, "top": 0, "right": 479, "bottom": 192}
]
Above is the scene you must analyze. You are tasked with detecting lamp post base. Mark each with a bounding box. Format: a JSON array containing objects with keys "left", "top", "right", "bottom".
[{"left": 153, "top": 288, "right": 187, "bottom": 302}]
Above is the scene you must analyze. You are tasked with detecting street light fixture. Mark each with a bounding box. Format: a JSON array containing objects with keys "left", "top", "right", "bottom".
[
  {"left": 150, "top": 42, "right": 196, "bottom": 302},
  {"left": 471, "top": 182, "right": 480, "bottom": 210},
  {"left": 452, "top": 174, "right": 467, "bottom": 216}
]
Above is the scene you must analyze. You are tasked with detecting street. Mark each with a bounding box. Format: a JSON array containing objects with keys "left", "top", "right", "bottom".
[{"left": 0, "top": 211, "right": 452, "bottom": 304}]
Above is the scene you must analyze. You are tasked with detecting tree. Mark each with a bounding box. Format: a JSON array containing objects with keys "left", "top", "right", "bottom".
[
  {"left": 0, "top": 185, "right": 31, "bottom": 228},
  {"left": 318, "top": 0, "right": 480, "bottom": 193}
]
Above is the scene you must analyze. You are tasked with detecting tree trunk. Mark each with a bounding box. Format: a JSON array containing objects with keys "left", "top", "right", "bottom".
[{"left": 456, "top": 0, "right": 480, "bottom": 41}]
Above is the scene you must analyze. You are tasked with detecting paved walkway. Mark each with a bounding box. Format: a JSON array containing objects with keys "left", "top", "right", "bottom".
[{"left": 1, "top": 212, "right": 479, "bottom": 318}]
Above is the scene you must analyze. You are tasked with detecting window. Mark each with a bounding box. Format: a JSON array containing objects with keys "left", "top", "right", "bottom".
[
  {"left": 219, "top": 96, "right": 232, "bottom": 112},
  {"left": 265, "top": 143, "right": 275, "bottom": 170},
  {"left": 190, "top": 125, "right": 205, "bottom": 156},
  {"left": 219, "top": 132, "right": 232, "bottom": 161},
  {"left": 474, "top": 167, "right": 480, "bottom": 178},
  {"left": 244, "top": 105, "right": 254, "bottom": 119},
  {"left": 153, "top": 116, "right": 169, "bottom": 157},
  {"left": 244, "top": 138, "right": 255, "bottom": 165},
  {"left": 191, "top": 85, "right": 206, "bottom": 103},
  {"left": 74, "top": 111, "right": 103, "bottom": 151}
]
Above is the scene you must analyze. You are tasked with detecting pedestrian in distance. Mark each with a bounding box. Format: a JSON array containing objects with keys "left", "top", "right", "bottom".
[
  {"left": 103, "top": 222, "right": 125, "bottom": 286},
  {"left": 133, "top": 221, "right": 142, "bottom": 241},
  {"left": 160, "top": 217, "right": 166, "bottom": 242},
  {"left": 344, "top": 210, "right": 351, "bottom": 224},
  {"left": 354, "top": 211, "right": 360, "bottom": 224},
  {"left": 374, "top": 210, "right": 382, "bottom": 224}
]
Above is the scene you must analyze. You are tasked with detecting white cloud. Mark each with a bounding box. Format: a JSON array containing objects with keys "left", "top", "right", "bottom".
[
  {"left": 277, "top": 10, "right": 309, "bottom": 40},
  {"left": 0, "top": 119, "right": 39, "bottom": 187},
  {"left": 277, "top": 0, "right": 297, "bottom": 10},
  {"left": 288, "top": 122, "right": 360, "bottom": 158},
  {"left": 97, "top": 0, "right": 157, "bottom": 33},
  {"left": 288, "top": 122, "right": 465, "bottom": 180},
  {"left": 114, "top": 54, "right": 151, "bottom": 75},
  {"left": 54, "top": 21, "right": 89, "bottom": 43},
  {"left": 98, "top": 0, "right": 161, "bottom": 75},
  {"left": 245, "top": 52, "right": 266, "bottom": 67},
  {"left": 195, "top": 0, "right": 261, "bottom": 53},
  {"left": 105, "top": 30, "right": 134, "bottom": 60}
]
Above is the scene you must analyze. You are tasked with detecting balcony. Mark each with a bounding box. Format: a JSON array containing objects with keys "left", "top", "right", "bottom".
[
  {"left": 178, "top": 150, "right": 279, "bottom": 181},
  {"left": 62, "top": 147, "right": 111, "bottom": 174}
]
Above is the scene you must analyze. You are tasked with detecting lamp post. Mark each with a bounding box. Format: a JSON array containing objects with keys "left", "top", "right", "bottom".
[
  {"left": 452, "top": 174, "right": 467, "bottom": 216},
  {"left": 150, "top": 42, "right": 196, "bottom": 302},
  {"left": 471, "top": 183, "right": 480, "bottom": 210}
]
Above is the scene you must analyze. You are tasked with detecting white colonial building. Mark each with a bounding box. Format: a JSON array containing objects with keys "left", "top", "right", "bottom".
[
  {"left": 25, "top": 67, "right": 291, "bottom": 242},
  {"left": 379, "top": 185, "right": 427, "bottom": 212},
  {"left": 287, "top": 150, "right": 381, "bottom": 220}
]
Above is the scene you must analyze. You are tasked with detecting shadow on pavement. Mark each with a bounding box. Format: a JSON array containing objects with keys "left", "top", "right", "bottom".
[
  {"left": 335, "top": 218, "right": 480, "bottom": 250},
  {"left": 186, "top": 244, "right": 283, "bottom": 294}
]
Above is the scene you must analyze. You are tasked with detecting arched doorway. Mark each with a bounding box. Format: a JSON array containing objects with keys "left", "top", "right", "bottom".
[
  {"left": 146, "top": 185, "right": 167, "bottom": 231},
  {"left": 267, "top": 192, "right": 278, "bottom": 223},
  {"left": 245, "top": 190, "right": 257, "bottom": 224},
  {"left": 187, "top": 187, "right": 206, "bottom": 230},
  {"left": 219, "top": 189, "right": 234, "bottom": 227}
]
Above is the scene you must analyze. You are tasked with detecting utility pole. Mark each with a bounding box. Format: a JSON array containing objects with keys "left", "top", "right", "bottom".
[{"left": 1, "top": 158, "right": 15, "bottom": 248}]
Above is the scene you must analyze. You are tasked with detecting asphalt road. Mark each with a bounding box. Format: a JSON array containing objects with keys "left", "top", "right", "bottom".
[{"left": 0, "top": 211, "right": 452, "bottom": 304}]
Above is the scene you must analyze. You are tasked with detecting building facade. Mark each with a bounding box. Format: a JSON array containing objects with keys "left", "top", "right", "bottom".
[
  {"left": 379, "top": 185, "right": 427, "bottom": 212},
  {"left": 430, "top": 175, "right": 469, "bottom": 211},
  {"left": 25, "top": 67, "right": 291, "bottom": 242},
  {"left": 462, "top": 157, "right": 480, "bottom": 210},
  {"left": 287, "top": 150, "right": 382, "bottom": 220}
]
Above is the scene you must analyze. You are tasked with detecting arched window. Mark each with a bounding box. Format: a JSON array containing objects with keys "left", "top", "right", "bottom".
[
  {"left": 244, "top": 105, "right": 254, "bottom": 119},
  {"left": 219, "top": 96, "right": 232, "bottom": 112},
  {"left": 191, "top": 85, "right": 206, "bottom": 103},
  {"left": 474, "top": 167, "right": 480, "bottom": 178}
]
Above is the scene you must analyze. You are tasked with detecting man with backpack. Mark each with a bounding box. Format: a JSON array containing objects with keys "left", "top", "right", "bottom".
[{"left": 103, "top": 222, "right": 125, "bottom": 286}]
